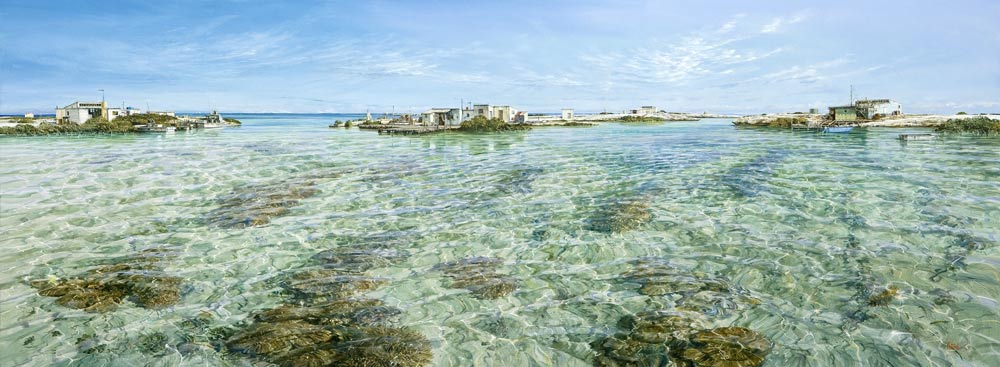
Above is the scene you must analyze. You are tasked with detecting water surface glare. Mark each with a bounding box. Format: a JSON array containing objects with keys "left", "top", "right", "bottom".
[{"left": 1, "top": 115, "right": 998, "bottom": 366}]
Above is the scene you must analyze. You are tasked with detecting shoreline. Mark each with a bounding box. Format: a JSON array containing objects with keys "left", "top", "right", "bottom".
[{"left": 733, "top": 113, "right": 1000, "bottom": 128}]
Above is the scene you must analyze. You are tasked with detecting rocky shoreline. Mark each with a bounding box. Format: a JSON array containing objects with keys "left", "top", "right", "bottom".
[{"left": 733, "top": 113, "right": 1000, "bottom": 128}]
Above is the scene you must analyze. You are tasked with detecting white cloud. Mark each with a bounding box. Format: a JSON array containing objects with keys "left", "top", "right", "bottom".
[
  {"left": 584, "top": 34, "right": 783, "bottom": 85},
  {"left": 761, "top": 12, "right": 809, "bottom": 34},
  {"left": 717, "top": 14, "right": 746, "bottom": 34}
]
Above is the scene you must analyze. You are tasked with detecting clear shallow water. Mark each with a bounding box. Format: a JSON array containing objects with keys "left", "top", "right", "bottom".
[{"left": 1, "top": 115, "right": 998, "bottom": 366}]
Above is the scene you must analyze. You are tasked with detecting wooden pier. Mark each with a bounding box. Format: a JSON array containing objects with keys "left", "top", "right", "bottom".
[{"left": 898, "top": 133, "right": 935, "bottom": 141}]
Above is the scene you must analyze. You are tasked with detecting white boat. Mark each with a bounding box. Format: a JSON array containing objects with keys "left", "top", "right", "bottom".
[{"left": 203, "top": 110, "right": 225, "bottom": 129}]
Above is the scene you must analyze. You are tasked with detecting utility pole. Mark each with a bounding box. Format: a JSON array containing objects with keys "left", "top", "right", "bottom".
[
  {"left": 99, "top": 89, "right": 106, "bottom": 119},
  {"left": 850, "top": 85, "right": 854, "bottom": 105}
]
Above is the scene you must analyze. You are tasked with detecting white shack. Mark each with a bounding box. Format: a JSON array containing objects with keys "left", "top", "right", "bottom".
[
  {"left": 630, "top": 106, "right": 658, "bottom": 115},
  {"left": 561, "top": 108, "right": 574, "bottom": 119},
  {"left": 464, "top": 104, "right": 522, "bottom": 123},
  {"left": 56, "top": 101, "right": 107, "bottom": 123},
  {"left": 421, "top": 108, "right": 460, "bottom": 126},
  {"left": 854, "top": 99, "right": 902, "bottom": 119}
]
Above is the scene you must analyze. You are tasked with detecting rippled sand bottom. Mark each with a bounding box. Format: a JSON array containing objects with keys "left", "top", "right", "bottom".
[{"left": 1, "top": 116, "right": 998, "bottom": 366}]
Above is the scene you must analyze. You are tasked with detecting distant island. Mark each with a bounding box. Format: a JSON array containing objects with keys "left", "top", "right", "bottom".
[
  {"left": 733, "top": 98, "right": 1000, "bottom": 134},
  {"left": 1, "top": 101, "right": 240, "bottom": 136}
]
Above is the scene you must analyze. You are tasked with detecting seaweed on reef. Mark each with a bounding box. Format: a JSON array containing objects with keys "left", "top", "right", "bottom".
[
  {"left": 680, "top": 327, "right": 772, "bottom": 367},
  {"left": 587, "top": 201, "right": 653, "bottom": 234},
  {"left": 253, "top": 299, "right": 401, "bottom": 327},
  {"left": 614, "top": 258, "right": 762, "bottom": 320},
  {"left": 207, "top": 180, "right": 319, "bottom": 228},
  {"left": 866, "top": 286, "right": 899, "bottom": 307},
  {"left": 494, "top": 167, "right": 544, "bottom": 194},
  {"left": 434, "top": 257, "right": 519, "bottom": 299},
  {"left": 226, "top": 304, "right": 431, "bottom": 367},
  {"left": 592, "top": 314, "right": 772, "bottom": 367},
  {"left": 717, "top": 149, "right": 788, "bottom": 199},
  {"left": 591, "top": 333, "right": 677, "bottom": 367},
  {"left": 591, "top": 257, "right": 773, "bottom": 366},
  {"left": 472, "top": 314, "right": 526, "bottom": 339},
  {"left": 279, "top": 268, "right": 388, "bottom": 302},
  {"left": 617, "top": 310, "right": 707, "bottom": 348},
  {"left": 30, "top": 248, "right": 183, "bottom": 312},
  {"left": 929, "top": 234, "right": 993, "bottom": 282},
  {"left": 313, "top": 248, "right": 408, "bottom": 273},
  {"left": 222, "top": 236, "right": 433, "bottom": 367}
]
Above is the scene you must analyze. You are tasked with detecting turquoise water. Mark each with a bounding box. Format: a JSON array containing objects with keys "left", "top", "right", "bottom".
[{"left": 1, "top": 115, "right": 998, "bottom": 366}]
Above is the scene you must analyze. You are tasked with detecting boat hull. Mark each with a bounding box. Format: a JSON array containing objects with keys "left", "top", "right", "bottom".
[{"left": 823, "top": 127, "right": 853, "bottom": 133}]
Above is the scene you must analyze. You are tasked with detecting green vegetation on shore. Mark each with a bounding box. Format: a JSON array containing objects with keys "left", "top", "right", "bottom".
[
  {"left": 556, "top": 121, "right": 594, "bottom": 127},
  {"left": 935, "top": 116, "right": 1000, "bottom": 135},
  {"left": 616, "top": 115, "right": 666, "bottom": 123},
  {"left": 765, "top": 116, "right": 808, "bottom": 128},
  {"left": 457, "top": 116, "right": 530, "bottom": 132},
  {"left": 113, "top": 113, "right": 178, "bottom": 126},
  {"left": 2, "top": 118, "right": 131, "bottom": 135},
  {"left": 732, "top": 116, "right": 809, "bottom": 128},
  {"left": 0, "top": 113, "right": 179, "bottom": 135}
]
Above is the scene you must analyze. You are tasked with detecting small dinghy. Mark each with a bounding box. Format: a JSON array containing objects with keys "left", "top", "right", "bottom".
[{"left": 823, "top": 126, "right": 853, "bottom": 133}]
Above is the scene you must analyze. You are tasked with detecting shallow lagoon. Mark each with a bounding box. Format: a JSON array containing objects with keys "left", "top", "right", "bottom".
[{"left": 1, "top": 115, "right": 998, "bottom": 366}]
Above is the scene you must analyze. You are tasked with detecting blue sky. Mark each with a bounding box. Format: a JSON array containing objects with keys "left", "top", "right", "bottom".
[{"left": 1, "top": 0, "right": 998, "bottom": 114}]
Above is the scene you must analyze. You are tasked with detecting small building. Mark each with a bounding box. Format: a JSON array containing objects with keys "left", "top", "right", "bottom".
[
  {"left": 561, "top": 108, "right": 574, "bottom": 120},
  {"left": 421, "top": 108, "right": 460, "bottom": 126},
  {"left": 512, "top": 111, "right": 526, "bottom": 124},
  {"left": 107, "top": 108, "right": 125, "bottom": 120},
  {"left": 148, "top": 111, "right": 176, "bottom": 117},
  {"left": 23, "top": 112, "right": 34, "bottom": 118},
  {"left": 829, "top": 106, "right": 858, "bottom": 121},
  {"left": 56, "top": 101, "right": 107, "bottom": 123},
  {"left": 463, "top": 104, "right": 522, "bottom": 123},
  {"left": 630, "top": 106, "right": 658, "bottom": 115},
  {"left": 472, "top": 104, "right": 492, "bottom": 119},
  {"left": 808, "top": 108, "right": 819, "bottom": 114},
  {"left": 854, "top": 99, "right": 902, "bottom": 119},
  {"left": 492, "top": 105, "right": 513, "bottom": 122}
]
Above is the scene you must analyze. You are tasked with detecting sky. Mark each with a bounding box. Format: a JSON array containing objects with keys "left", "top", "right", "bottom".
[{"left": 1, "top": 0, "right": 998, "bottom": 114}]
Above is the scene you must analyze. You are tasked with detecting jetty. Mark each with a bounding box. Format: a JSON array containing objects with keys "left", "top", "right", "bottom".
[
  {"left": 376, "top": 125, "right": 454, "bottom": 135},
  {"left": 898, "top": 133, "right": 935, "bottom": 141}
]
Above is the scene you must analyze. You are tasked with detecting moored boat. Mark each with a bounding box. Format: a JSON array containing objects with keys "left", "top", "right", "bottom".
[{"left": 823, "top": 126, "right": 853, "bottom": 133}]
